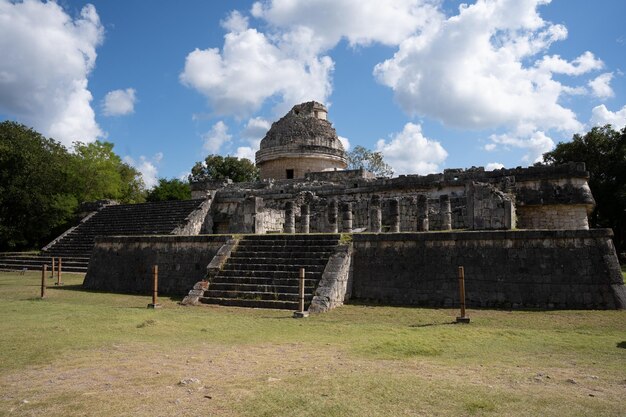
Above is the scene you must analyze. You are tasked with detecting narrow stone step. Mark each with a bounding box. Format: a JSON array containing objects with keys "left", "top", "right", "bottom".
[
  {"left": 211, "top": 275, "right": 320, "bottom": 286},
  {"left": 209, "top": 282, "right": 315, "bottom": 293},
  {"left": 206, "top": 290, "right": 311, "bottom": 302},
  {"left": 230, "top": 251, "right": 333, "bottom": 259},
  {"left": 222, "top": 263, "right": 326, "bottom": 272},
  {"left": 217, "top": 270, "right": 321, "bottom": 279},
  {"left": 200, "top": 297, "right": 300, "bottom": 310}
]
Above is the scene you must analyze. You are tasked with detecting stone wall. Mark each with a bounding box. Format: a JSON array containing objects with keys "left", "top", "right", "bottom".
[
  {"left": 517, "top": 205, "right": 589, "bottom": 230},
  {"left": 351, "top": 229, "right": 625, "bottom": 309},
  {"left": 82, "top": 235, "right": 230, "bottom": 296}
]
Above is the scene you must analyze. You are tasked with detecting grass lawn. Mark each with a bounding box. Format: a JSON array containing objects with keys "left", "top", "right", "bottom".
[{"left": 0, "top": 272, "right": 625, "bottom": 417}]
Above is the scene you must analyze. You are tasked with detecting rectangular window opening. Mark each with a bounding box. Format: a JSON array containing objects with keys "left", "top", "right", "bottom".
[{"left": 286, "top": 169, "right": 294, "bottom": 179}]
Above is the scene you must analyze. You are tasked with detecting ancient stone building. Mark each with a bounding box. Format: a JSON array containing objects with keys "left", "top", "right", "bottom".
[
  {"left": 47, "top": 101, "right": 625, "bottom": 310},
  {"left": 255, "top": 101, "right": 347, "bottom": 180}
]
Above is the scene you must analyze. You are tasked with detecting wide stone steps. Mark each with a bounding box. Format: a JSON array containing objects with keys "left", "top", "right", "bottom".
[
  {"left": 200, "top": 234, "right": 340, "bottom": 310},
  {"left": 42, "top": 199, "right": 206, "bottom": 260}
]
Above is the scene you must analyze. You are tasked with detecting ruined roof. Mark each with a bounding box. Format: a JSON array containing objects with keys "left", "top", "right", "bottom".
[{"left": 257, "top": 101, "right": 345, "bottom": 154}]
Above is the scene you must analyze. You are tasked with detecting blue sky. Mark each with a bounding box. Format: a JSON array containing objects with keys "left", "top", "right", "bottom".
[{"left": 1, "top": 0, "right": 625, "bottom": 187}]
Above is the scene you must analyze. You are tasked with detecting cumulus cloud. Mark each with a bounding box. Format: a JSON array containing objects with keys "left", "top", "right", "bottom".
[
  {"left": 590, "top": 105, "right": 626, "bottom": 128},
  {"left": 373, "top": 0, "right": 600, "bottom": 135},
  {"left": 588, "top": 73, "right": 614, "bottom": 99},
  {"left": 338, "top": 136, "right": 351, "bottom": 151},
  {"left": 251, "top": 0, "right": 442, "bottom": 49},
  {"left": 102, "top": 88, "right": 136, "bottom": 116},
  {"left": 485, "top": 162, "right": 505, "bottom": 171},
  {"left": 202, "top": 121, "right": 232, "bottom": 154},
  {"left": 235, "top": 146, "right": 257, "bottom": 162},
  {"left": 0, "top": 0, "right": 103, "bottom": 146},
  {"left": 180, "top": 27, "right": 333, "bottom": 117},
  {"left": 124, "top": 152, "right": 162, "bottom": 189},
  {"left": 375, "top": 123, "right": 447, "bottom": 175},
  {"left": 488, "top": 130, "right": 555, "bottom": 163}
]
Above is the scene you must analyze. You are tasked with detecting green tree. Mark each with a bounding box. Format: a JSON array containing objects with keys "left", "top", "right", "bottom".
[
  {"left": 346, "top": 145, "right": 394, "bottom": 177},
  {"left": 146, "top": 178, "right": 191, "bottom": 202},
  {"left": 70, "top": 141, "right": 145, "bottom": 204},
  {"left": 0, "top": 121, "right": 76, "bottom": 250},
  {"left": 189, "top": 155, "right": 259, "bottom": 183},
  {"left": 543, "top": 125, "right": 626, "bottom": 253}
]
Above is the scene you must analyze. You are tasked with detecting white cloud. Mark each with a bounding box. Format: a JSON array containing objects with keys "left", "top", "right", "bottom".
[
  {"left": 338, "top": 136, "right": 350, "bottom": 151},
  {"left": 373, "top": 0, "right": 599, "bottom": 136},
  {"left": 0, "top": 0, "right": 103, "bottom": 146},
  {"left": 375, "top": 122, "right": 447, "bottom": 175},
  {"left": 537, "top": 51, "right": 603, "bottom": 76},
  {"left": 202, "top": 121, "right": 232, "bottom": 154},
  {"left": 180, "top": 27, "right": 334, "bottom": 117},
  {"left": 221, "top": 10, "right": 249, "bottom": 33},
  {"left": 242, "top": 117, "right": 270, "bottom": 142},
  {"left": 484, "top": 143, "right": 497, "bottom": 151},
  {"left": 588, "top": 73, "right": 614, "bottom": 99},
  {"left": 251, "top": 0, "right": 442, "bottom": 49},
  {"left": 124, "top": 152, "right": 162, "bottom": 189},
  {"left": 485, "top": 162, "right": 505, "bottom": 171},
  {"left": 102, "top": 88, "right": 136, "bottom": 116},
  {"left": 590, "top": 105, "right": 626, "bottom": 128},
  {"left": 235, "top": 146, "right": 257, "bottom": 162},
  {"left": 488, "top": 130, "right": 555, "bottom": 163}
]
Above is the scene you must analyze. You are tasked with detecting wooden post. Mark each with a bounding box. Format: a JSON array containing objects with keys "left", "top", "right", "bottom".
[
  {"left": 50, "top": 257, "right": 55, "bottom": 279},
  {"left": 293, "top": 267, "right": 309, "bottom": 318},
  {"left": 41, "top": 264, "right": 47, "bottom": 299},
  {"left": 147, "top": 265, "right": 161, "bottom": 309},
  {"left": 55, "top": 257, "right": 63, "bottom": 286},
  {"left": 456, "top": 266, "right": 470, "bottom": 323}
]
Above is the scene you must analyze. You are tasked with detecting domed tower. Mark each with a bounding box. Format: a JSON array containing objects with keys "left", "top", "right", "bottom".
[{"left": 255, "top": 101, "right": 348, "bottom": 180}]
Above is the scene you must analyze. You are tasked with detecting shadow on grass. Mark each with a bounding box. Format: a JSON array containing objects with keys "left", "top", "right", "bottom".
[
  {"left": 408, "top": 321, "right": 458, "bottom": 328},
  {"left": 617, "top": 341, "right": 626, "bottom": 349},
  {"left": 45, "top": 284, "right": 184, "bottom": 302}
]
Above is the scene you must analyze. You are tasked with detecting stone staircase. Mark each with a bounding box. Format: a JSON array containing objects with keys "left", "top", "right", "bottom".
[
  {"left": 41, "top": 199, "right": 206, "bottom": 261},
  {"left": 200, "top": 234, "right": 340, "bottom": 309}
]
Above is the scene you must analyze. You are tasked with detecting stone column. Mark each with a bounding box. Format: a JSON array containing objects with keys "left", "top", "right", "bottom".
[
  {"left": 300, "top": 204, "right": 310, "bottom": 233},
  {"left": 440, "top": 194, "right": 452, "bottom": 231},
  {"left": 284, "top": 201, "right": 295, "bottom": 233},
  {"left": 369, "top": 195, "right": 381, "bottom": 233},
  {"left": 389, "top": 198, "right": 400, "bottom": 233},
  {"left": 417, "top": 194, "right": 429, "bottom": 232},
  {"left": 327, "top": 199, "right": 338, "bottom": 233},
  {"left": 342, "top": 202, "right": 353, "bottom": 233}
]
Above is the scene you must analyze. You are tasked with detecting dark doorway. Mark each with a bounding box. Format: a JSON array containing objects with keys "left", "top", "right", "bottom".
[{"left": 286, "top": 169, "right": 294, "bottom": 179}]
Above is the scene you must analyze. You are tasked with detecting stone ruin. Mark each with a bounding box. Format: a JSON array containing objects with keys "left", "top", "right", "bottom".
[{"left": 77, "top": 101, "right": 626, "bottom": 310}]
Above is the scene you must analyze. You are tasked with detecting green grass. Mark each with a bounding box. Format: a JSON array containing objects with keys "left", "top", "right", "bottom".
[{"left": 0, "top": 271, "right": 625, "bottom": 416}]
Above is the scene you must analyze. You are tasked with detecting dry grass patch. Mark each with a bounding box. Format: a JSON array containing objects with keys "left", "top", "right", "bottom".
[{"left": 0, "top": 271, "right": 625, "bottom": 416}]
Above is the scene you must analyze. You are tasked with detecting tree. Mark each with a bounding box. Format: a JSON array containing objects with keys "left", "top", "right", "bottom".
[
  {"left": 543, "top": 125, "right": 626, "bottom": 253},
  {"left": 346, "top": 145, "right": 394, "bottom": 177},
  {"left": 146, "top": 178, "right": 191, "bottom": 202},
  {"left": 189, "top": 155, "right": 259, "bottom": 183},
  {"left": 0, "top": 121, "right": 76, "bottom": 250},
  {"left": 69, "top": 141, "right": 145, "bottom": 204},
  {"left": 0, "top": 122, "right": 147, "bottom": 250}
]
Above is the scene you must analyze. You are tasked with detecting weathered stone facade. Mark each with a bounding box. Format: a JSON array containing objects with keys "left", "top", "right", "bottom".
[{"left": 192, "top": 162, "right": 594, "bottom": 235}]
